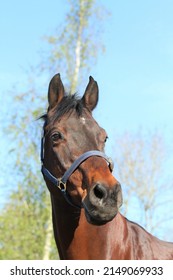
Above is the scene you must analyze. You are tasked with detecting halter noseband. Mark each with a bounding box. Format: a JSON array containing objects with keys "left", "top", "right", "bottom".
[{"left": 41, "top": 133, "right": 114, "bottom": 208}]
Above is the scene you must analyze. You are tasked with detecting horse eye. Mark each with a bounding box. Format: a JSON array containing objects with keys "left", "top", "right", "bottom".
[{"left": 51, "top": 132, "right": 62, "bottom": 142}]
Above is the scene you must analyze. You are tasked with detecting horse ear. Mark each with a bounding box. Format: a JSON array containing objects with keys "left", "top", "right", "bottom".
[
  {"left": 48, "top": 73, "right": 65, "bottom": 110},
  {"left": 82, "top": 76, "right": 99, "bottom": 111}
]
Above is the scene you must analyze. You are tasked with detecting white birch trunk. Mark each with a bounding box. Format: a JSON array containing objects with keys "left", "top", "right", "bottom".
[
  {"left": 71, "top": 0, "right": 84, "bottom": 93},
  {"left": 42, "top": 209, "right": 53, "bottom": 260}
]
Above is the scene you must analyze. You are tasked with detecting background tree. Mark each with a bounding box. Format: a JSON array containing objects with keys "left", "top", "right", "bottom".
[
  {"left": 114, "top": 129, "right": 173, "bottom": 241},
  {"left": 0, "top": 0, "right": 108, "bottom": 259},
  {"left": 0, "top": 169, "right": 57, "bottom": 259},
  {"left": 1, "top": 0, "right": 172, "bottom": 261},
  {"left": 42, "top": 0, "right": 106, "bottom": 92}
]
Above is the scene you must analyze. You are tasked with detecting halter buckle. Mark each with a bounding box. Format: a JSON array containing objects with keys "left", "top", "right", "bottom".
[{"left": 57, "top": 179, "right": 67, "bottom": 192}]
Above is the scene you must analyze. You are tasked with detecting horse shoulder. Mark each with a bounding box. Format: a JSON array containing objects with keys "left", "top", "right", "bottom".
[{"left": 127, "top": 219, "right": 173, "bottom": 260}]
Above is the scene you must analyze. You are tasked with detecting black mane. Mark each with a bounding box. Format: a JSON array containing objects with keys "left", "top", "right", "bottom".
[{"left": 41, "top": 93, "right": 84, "bottom": 124}]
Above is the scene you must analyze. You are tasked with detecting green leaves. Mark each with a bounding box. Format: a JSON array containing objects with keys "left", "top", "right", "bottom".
[
  {"left": 0, "top": 0, "right": 109, "bottom": 259},
  {"left": 43, "top": 0, "right": 108, "bottom": 93},
  {"left": 0, "top": 179, "right": 57, "bottom": 259}
]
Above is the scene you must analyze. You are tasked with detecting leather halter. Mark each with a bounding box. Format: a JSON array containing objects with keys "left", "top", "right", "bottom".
[{"left": 41, "top": 133, "right": 114, "bottom": 208}]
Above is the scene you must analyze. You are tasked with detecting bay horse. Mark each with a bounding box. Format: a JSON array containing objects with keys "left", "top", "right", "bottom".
[{"left": 41, "top": 73, "right": 173, "bottom": 259}]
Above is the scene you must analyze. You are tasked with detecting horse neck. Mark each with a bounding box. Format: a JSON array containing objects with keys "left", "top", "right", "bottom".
[
  {"left": 50, "top": 193, "right": 131, "bottom": 259},
  {"left": 50, "top": 193, "right": 81, "bottom": 259}
]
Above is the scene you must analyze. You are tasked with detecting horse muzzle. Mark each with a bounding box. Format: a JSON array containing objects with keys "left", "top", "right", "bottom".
[{"left": 82, "top": 182, "right": 123, "bottom": 225}]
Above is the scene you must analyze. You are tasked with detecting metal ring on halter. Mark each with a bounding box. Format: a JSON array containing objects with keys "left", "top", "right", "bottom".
[
  {"left": 41, "top": 131, "right": 115, "bottom": 208},
  {"left": 57, "top": 179, "right": 67, "bottom": 192}
]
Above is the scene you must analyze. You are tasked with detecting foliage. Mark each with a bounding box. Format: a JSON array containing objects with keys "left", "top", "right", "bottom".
[
  {"left": 0, "top": 167, "right": 58, "bottom": 259},
  {"left": 0, "top": 0, "right": 108, "bottom": 259},
  {"left": 41, "top": 0, "right": 108, "bottom": 92}
]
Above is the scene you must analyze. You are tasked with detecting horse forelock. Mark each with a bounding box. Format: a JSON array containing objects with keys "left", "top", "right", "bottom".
[{"left": 42, "top": 93, "right": 86, "bottom": 126}]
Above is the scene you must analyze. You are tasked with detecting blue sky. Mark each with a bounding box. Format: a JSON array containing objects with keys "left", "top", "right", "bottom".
[
  {"left": 0, "top": 0, "right": 173, "bottom": 238},
  {"left": 1, "top": 0, "right": 173, "bottom": 132}
]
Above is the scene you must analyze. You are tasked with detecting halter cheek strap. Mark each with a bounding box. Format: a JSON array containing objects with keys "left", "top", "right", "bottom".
[{"left": 41, "top": 135, "right": 114, "bottom": 208}]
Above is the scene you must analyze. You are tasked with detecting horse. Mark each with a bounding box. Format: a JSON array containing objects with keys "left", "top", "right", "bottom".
[{"left": 41, "top": 73, "right": 173, "bottom": 259}]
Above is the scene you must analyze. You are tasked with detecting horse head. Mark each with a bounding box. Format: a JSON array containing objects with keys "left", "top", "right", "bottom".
[{"left": 41, "top": 74, "right": 122, "bottom": 225}]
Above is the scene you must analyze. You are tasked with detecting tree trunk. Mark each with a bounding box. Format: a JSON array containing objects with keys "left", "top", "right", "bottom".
[
  {"left": 70, "top": 0, "right": 84, "bottom": 93},
  {"left": 42, "top": 209, "right": 53, "bottom": 260}
]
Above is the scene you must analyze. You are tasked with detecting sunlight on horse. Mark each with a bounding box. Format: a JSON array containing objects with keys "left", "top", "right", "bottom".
[{"left": 40, "top": 73, "right": 173, "bottom": 259}]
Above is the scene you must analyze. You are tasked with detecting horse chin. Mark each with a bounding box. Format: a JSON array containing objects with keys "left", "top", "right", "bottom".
[{"left": 84, "top": 206, "right": 117, "bottom": 226}]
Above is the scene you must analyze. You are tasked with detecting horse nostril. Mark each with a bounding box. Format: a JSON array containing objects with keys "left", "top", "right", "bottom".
[{"left": 93, "top": 184, "right": 107, "bottom": 200}]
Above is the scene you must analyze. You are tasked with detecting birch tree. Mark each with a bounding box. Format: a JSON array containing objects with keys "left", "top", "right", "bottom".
[
  {"left": 0, "top": 0, "right": 108, "bottom": 259},
  {"left": 42, "top": 0, "right": 106, "bottom": 92}
]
